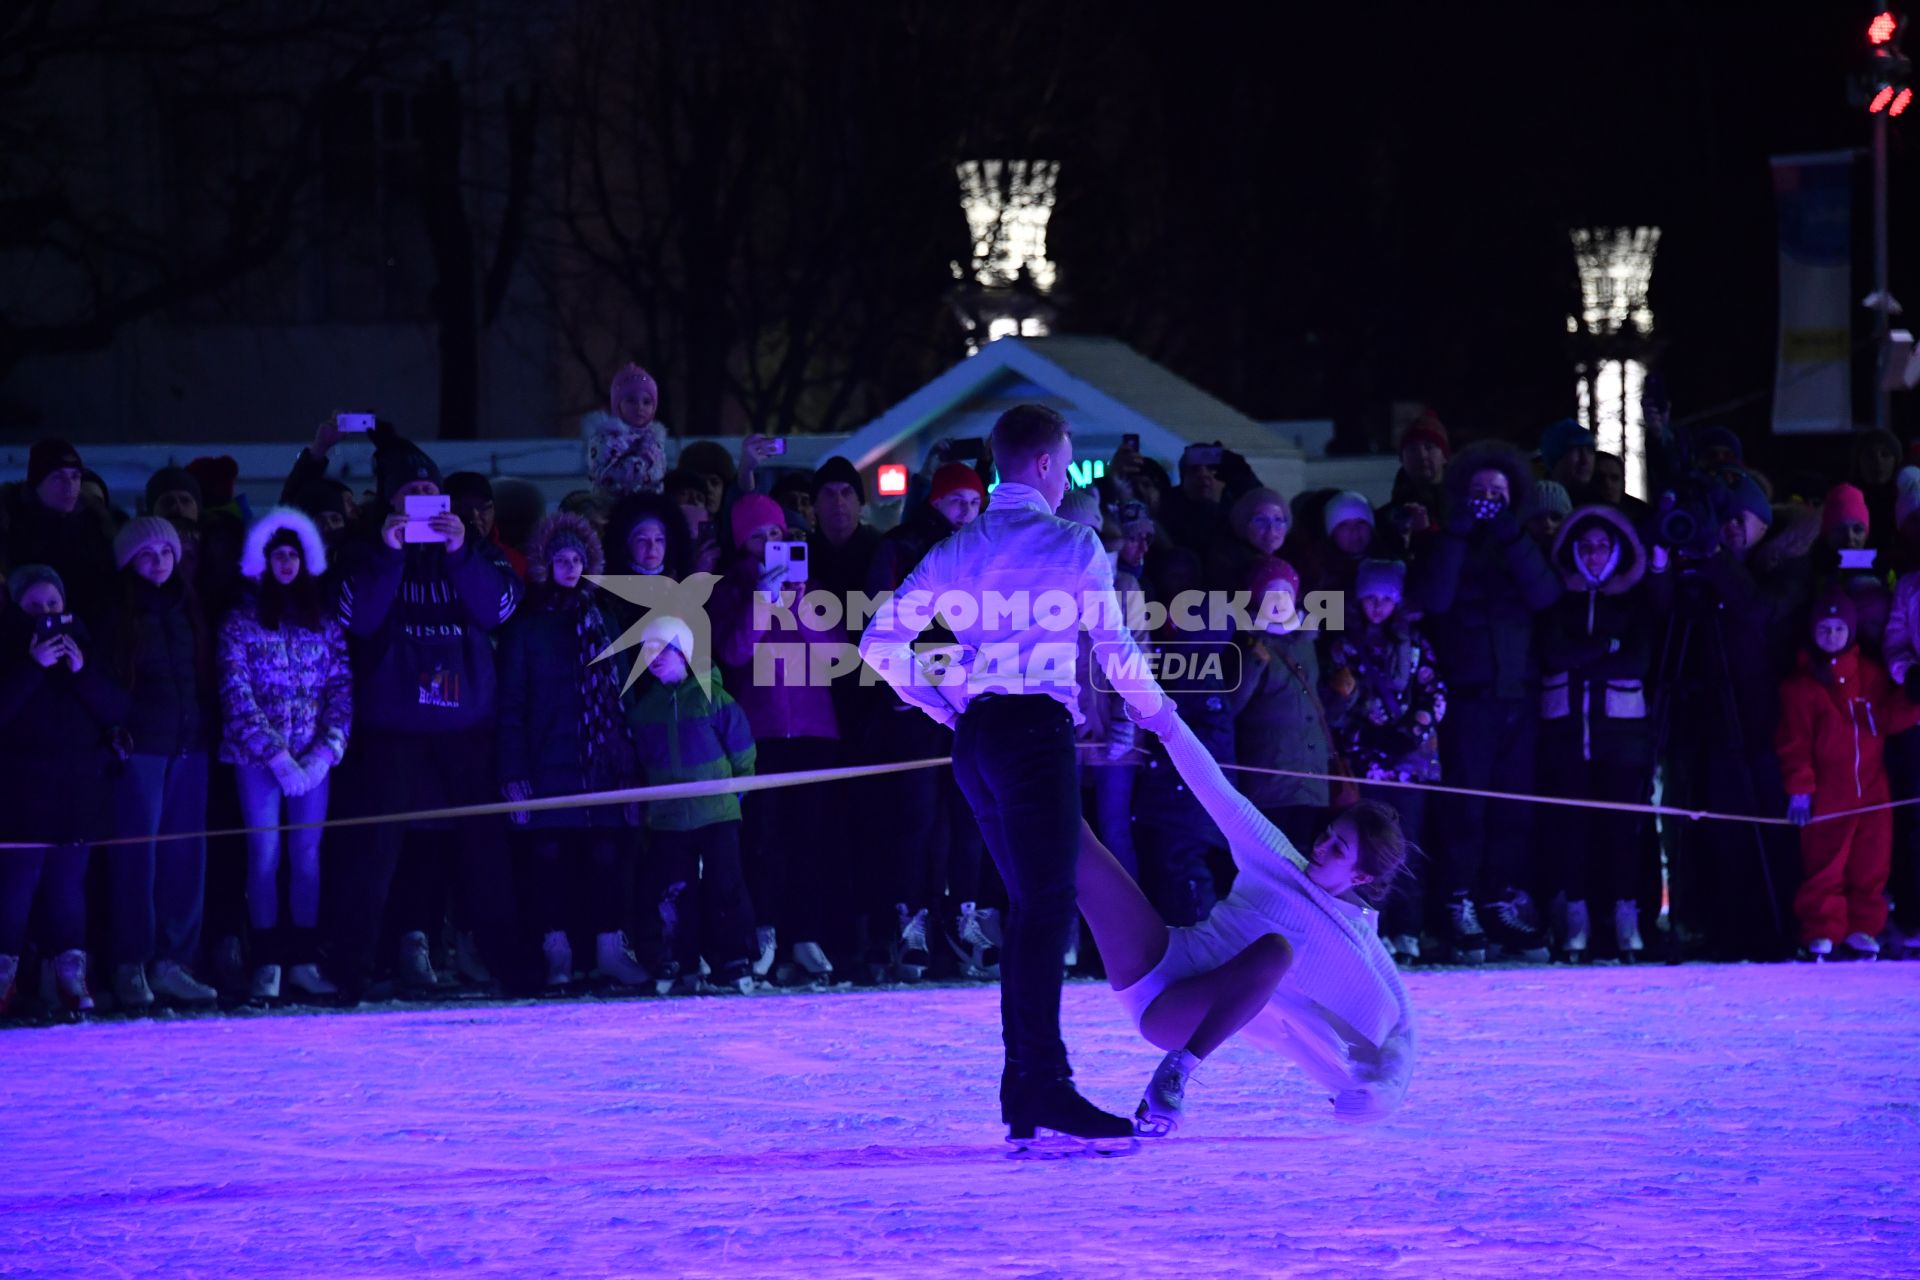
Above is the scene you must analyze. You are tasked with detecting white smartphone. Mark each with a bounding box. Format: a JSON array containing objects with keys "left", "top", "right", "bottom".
[
  {"left": 764, "top": 539, "right": 809, "bottom": 582},
  {"left": 1838, "top": 548, "right": 1878, "bottom": 571},
  {"left": 336, "top": 412, "right": 376, "bottom": 433},
  {"left": 403, "top": 493, "right": 451, "bottom": 542}
]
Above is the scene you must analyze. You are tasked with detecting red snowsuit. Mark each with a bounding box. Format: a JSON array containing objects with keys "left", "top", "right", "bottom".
[{"left": 1774, "top": 646, "right": 1920, "bottom": 945}]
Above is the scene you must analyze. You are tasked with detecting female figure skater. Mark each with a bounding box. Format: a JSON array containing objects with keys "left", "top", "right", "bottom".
[{"left": 1082, "top": 700, "right": 1417, "bottom": 1134}]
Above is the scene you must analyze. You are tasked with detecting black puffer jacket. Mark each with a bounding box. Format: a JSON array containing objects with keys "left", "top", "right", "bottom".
[
  {"left": 116, "top": 574, "right": 209, "bottom": 756},
  {"left": 1537, "top": 505, "right": 1665, "bottom": 768},
  {"left": 0, "top": 610, "right": 130, "bottom": 842},
  {"left": 1408, "top": 442, "right": 1564, "bottom": 701}
]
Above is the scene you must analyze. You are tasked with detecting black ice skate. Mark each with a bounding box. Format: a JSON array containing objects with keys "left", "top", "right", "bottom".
[{"left": 1005, "top": 1083, "right": 1138, "bottom": 1157}]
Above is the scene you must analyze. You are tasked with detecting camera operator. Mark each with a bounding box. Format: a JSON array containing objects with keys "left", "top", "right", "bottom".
[{"left": 1658, "top": 468, "right": 1812, "bottom": 962}]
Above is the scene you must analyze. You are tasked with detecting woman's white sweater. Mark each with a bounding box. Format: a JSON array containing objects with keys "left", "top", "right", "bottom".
[{"left": 1158, "top": 714, "right": 1417, "bottom": 1119}]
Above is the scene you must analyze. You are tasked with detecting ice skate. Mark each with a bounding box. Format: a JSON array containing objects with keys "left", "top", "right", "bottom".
[
  {"left": 397, "top": 932, "right": 439, "bottom": 991},
  {"left": 1006, "top": 1083, "right": 1139, "bottom": 1157},
  {"left": 1390, "top": 934, "right": 1420, "bottom": 964},
  {"left": 151, "top": 960, "right": 217, "bottom": 1006},
  {"left": 1843, "top": 931, "right": 1881, "bottom": 960},
  {"left": 751, "top": 926, "right": 777, "bottom": 979},
  {"left": 453, "top": 930, "right": 491, "bottom": 986},
  {"left": 891, "top": 905, "right": 931, "bottom": 982},
  {"left": 249, "top": 964, "right": 281, "bottom": 1003},
  {"left": 1134, "top": 1049, "right": 1196, "bottom": 1138},
  {"left": 592, "top": 931, "right": 652, "bottom": 987},
  {"left": 949, "top": 903, "right": 1001, "bottom": 979},
  {"left": 714, "top": 959, "right": 755, "bottom": 994},
  {"left": 1563, "top": 900, "right": 1591, "bottom": 959},
  {"left": 1802, "top": 937, "right": 1835, "bottom": 961},
  {"left": 542, "top": 931, "right": 573, "bottom": 987},
  {"left": 52, "top": 950, "right": 94, "bottom": 1014},
  {"left": 284, "top": 964, "right": 338, "bottom": 998},
  {"left": 652, "top": 960, "right": 685, "bottom": 996},
  {"left": 1446, "top": 895, "right": 1487, "bottom": 964},
  {"left": 1483, "top": 892, "right": 1550, "bottom": 962},
  {"left": 114, "top": 962, "right": 154, "bottom": 1011},
  {"left": 779, "top": 941, "right": 835, "bottom": 989},
  {"left": 1613, "top": 900, "right": 1645, "bottom": 958}
]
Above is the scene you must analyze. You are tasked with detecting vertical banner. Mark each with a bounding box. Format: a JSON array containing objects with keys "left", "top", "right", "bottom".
[{"left": 1770, "top": 151, "right": 1855, "bottom": 434}]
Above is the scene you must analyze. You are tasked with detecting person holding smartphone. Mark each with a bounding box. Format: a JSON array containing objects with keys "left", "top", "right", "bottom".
[{"left": 0, "top": 565, "right": 128, "bottom": 1015}]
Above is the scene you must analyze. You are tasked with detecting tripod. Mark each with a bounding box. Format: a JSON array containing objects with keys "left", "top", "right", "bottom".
[{"left": 1650, "top": 572, "right": 1787, "bottom": 957}]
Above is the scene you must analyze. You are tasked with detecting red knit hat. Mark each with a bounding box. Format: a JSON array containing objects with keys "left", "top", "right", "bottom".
[
  {"left": 1821, "top": 483, "right": 1870, "bottom": 538},
  {"left": 1247, "top": 556, "right": 1301, "bottom": 602},
  {"left": 1401, "top": 410, "right": 1449, "bottom": 459},
  {"left": 929, "top": 462, "right": 987, "bottom": 504}
]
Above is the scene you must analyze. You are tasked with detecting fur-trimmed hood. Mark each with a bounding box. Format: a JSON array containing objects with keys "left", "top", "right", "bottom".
[
  {"left": 239, "top": 507, "right": 327, "bottom": 580},
  {"left": 527, "top": 510, "right": 606, "bottom": 577},
  {"left": 1443, "top": 441, "right": 1537, "bottom": 516},
  {"left": 1550, "top": 503, "right": 1646, "bottom": 596}
]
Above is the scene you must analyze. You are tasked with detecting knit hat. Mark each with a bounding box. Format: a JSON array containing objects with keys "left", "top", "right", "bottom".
[
  {"left": 1400, "top": 410, "right": 1449, "bottom": 458},
  {"left": 26, "top": 438, "right": 81, "bottom": 489},
  {"left": 1539, "top": 418, "right": 1597, "bottom": 473},
  {"left": 1246, "top": 556, "right": 1301, "bottom": 603},
  {"left": 1228, "top": 487, "right": 1290, "bottom": 539},
  {"left": 114, "top": 516, "right": 182, "bottom": 570},
  {"left": 640, "top": 613, "right": 695, "bottom": 660},
  {"left": 811, "top": 456, "right": 866, "bottom": 504},
  {"left": 1811, "top": 587, "right": 1858, "bottom": 642},
  {"left": 145, "top": 466, "right": 202, "bottom": 513},
  {"left": 1896, "top": 467, "right": 1920, "bottom": 532},
  {"left": 729, "top": 493, "right": 787, "bottom": 547},
  {"left": 1354, "top": 558, "right": 1406, "bottom": 602},
  {"left": 1533, "top": 480, "right": 1573, "bottom": 519},
  {"left": 1696, "top": 426, "right": 1744, "bottom": 465},
  {"left": 1056, "top": 488, "right": 1103, "bottom": 529},
  {"left": 6, "top": 563, "right": 65, "bottom": 607},
  {"left": 1822, "top": 483, "right": 1870, "bottom": 537},
  {"left": 1116, "top": 499, "right": 1155, "bottom": 536},
  {"left": 375, "top": 437, "right": 442, "bottom": 501},
  {"left": 529, "top": 510, "right": 605, "bottom": 577},
  {"left": 185, "top": 455, "right": 239, "bottom": 506},
  {"left": 929, "top": 463, "right": 987, "bottom": 505},
  {"left": 1716, "top": 469, "right": 1773, "bottom": 529},
  {"left": 444, "top": 471, "right": 494, "bottom": 504},
  {"left": 1322, "top": 490, "right": 1375, "bottom": 535},
  {"left": 609, "top": 363, "right": 659, "bottom": 417}
]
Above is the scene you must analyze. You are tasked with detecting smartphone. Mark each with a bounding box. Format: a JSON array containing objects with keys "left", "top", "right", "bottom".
[
  {"left": 1838, "top": 548, "right": 1878, "bottom": 571},
  {"left": 764, "top": 438, "right": 788, "bottom": 456},
  {"left": 1122, "top": 433, "right": 1140, "bottom": 452},
  {"left": 336, "top": 413, "right": 376, "bottom": 433},
  {"left": 765, "top": 539, "right": 809, "bottom": 583},
  {"left": 34, "top": 613, "right": 74, "bottom": 638},
  {"left": 403, "top": 492, "right": 451, "bottom": 542}
]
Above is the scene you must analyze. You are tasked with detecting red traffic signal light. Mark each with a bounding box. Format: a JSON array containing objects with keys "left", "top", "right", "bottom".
[
  {"left": 1872, "top": 84, "right": 1898, "bottom": 112},
  {"left": 1896, "top": 87, "right": 1915, "bottom": 115},
  {"left": 1872, "top": 11, "right": 1900, "bottom": 45}
]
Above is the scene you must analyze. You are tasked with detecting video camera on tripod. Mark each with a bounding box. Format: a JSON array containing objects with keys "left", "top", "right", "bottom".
[{"left": 1652, "top": 465, "right": 1759, "bottom": 564}]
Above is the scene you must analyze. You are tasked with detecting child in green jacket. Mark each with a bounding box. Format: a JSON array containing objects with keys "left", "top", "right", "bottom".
[{"left": 625, "top": 615, "right": 759, "bottom": 992}]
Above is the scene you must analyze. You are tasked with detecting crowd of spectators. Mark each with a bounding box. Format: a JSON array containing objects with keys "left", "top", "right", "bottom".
[{"left": 3, "top": 362, "right": 1916, "bottom": 1019}]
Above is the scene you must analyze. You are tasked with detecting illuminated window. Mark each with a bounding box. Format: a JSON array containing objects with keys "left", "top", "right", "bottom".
[
  {"left": 955, "top": 161, "right": 1058, "bottom": 352},
  {"left": 1570, "top": 227, "right": 1660, "bottom": 500}
]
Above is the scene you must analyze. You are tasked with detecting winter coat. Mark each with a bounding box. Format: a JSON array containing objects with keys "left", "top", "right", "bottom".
[
  {"left": 806, "top": 524, "right": 883, "bottom": 609},
  {"left": 0, "top": 610, "right": 130, "bottom": 843},
  {"left": 1407, "top": 443, "right": 1563, "bottom": 702},
  {"left": 1536, "top": 506, "right": 1662, "bottom": 770},
  {"left": 116, "top": 575, "right": 209, "bottom": 756},
  {"left": 496, "top": 585, "right": 638, "bottom": 829},
  {"left": 1877, "top": 570, "right": 1920, "bottom": 684},
  {"left": 1323, "top": 620, "right": 1445, "bottom": 783},
  {"left": 1776, "top": 646, "right": 1920, "bottom": 810},
  {"left": 337, "top": 538, "right": 521, "bottom": 735},
  {"left": 866, "top": 501, "right": 955, "bottom": 595},
  {"left": 1231, "top": 629, "right": 1332, "bottom": 810},
  {"left": 1376, "top": 470, "right": 1448, "bottom": 557},
  {"left": 217, "top": 598, "right": 352, "bottom": 768},
  {"left": 709, "top": 562, "right": 842, "bottom": 743},
  {"left": 0, "top": 482, "right": 118, "bottom": 625},
  {"left": 625, "top": 671, "right": 756, "bottom": 831}
]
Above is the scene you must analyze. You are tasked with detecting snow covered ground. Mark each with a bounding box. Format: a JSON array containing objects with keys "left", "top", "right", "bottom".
[{"left": 4, "top": 964, "right": 1917, "bottom": 1278}]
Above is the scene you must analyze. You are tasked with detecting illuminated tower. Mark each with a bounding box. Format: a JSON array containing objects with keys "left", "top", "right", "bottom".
[
  {"left": 951, "top": 160, "right": 1060, "bottom": 353},
  {"left": 1569, "top": 226, "right": 1660, "bottom": 499}
]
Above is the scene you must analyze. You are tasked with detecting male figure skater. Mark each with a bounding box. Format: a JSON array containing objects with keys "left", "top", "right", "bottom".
[{"left": 861, "top": 405, "right": 1169, "bottom": 1152}]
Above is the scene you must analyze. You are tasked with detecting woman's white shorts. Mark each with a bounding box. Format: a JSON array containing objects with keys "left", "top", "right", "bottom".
[{"left": 1110, "top": 926, "right": 1227, "bottom": 1035}]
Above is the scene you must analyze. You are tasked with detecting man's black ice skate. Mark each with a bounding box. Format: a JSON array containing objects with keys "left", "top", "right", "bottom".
[
  {"left": 1445, "top": 895, "right": 1487, "bottom": 964},
  {"left": 1005, "top": 1083, "right": 1138, "bottom": 1157},
  {"left": 1482, "top": 891, "right": 1550, "bottom": 962}
]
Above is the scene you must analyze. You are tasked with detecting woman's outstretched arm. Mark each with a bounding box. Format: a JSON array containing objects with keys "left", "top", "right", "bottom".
[{"left": 1136, "top": 705, "right": 1307, "bottom": 873}]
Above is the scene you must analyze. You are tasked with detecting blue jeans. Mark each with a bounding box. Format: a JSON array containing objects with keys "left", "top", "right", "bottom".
[
  {"left": 950, "top": 695, "right": 1081, "bottom": 1099},
  {"left": 235, "top": 762, "right": 330, "bottom": 931},
  {"left": 110, "top": 752, "right": 209, "bottom": 966},
  {"left": 0, "top": 844, "right": 88, "bottom": 955}
]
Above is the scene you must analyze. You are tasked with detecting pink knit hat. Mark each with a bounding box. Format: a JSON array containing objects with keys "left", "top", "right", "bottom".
[
  {"left": 609, "top": 363, "right": 658, "bottom": 417},
  {"left": 1822, "top": 483, "right": 1870, "bottom": 537},
  {"left": 729, "top": 493, "right": 787, "bottom": 547},
  {"left": 1246, "top": 556, "right": 1301, "bottom": 602}
]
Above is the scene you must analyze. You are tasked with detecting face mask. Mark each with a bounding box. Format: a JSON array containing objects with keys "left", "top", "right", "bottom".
[{"left": 1470, "top": 495, "right": 1507, "bottom": 521}]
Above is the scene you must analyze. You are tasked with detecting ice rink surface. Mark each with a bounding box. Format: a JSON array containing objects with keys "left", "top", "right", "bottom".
[{"left": 4, "top": 964, "right": 1917, "bottom": 1278}]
